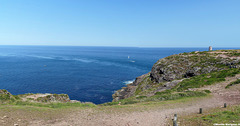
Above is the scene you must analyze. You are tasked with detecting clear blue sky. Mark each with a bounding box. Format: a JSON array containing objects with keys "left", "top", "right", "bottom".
[{"left": 0, "top": 0, "right": 240, "bottom": 47}]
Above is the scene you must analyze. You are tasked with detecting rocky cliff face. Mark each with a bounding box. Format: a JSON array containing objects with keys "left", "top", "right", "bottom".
[{"left": 113, "top": 50, "right": 240, "bottom": 101}]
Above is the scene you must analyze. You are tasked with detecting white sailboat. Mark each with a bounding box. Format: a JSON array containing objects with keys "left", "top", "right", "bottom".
[{"left": 128, "top": 56, "right": 135, "bottom": 62}]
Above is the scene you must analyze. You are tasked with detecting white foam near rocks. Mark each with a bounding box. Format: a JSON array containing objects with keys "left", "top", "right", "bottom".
[{"left": 123, "top": 80, "right": 135, "bottom": 85}]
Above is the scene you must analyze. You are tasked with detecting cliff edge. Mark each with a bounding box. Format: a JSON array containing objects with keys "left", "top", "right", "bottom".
[{"left": 113, "top": 50, "right": 240, "bottom": 102}]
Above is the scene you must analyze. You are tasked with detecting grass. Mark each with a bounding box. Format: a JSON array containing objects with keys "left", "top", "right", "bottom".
[
  {"left": 148, "top": 91, "right": 208, "bottom": 102},
  {"left": 180, "top": 105, "right": 240, "bottom": 125},
  {"left": 175, "top": 68, "right": 240, "bottom": 91},
  {"left": 106, "top": 68, "right": 240, "bottom": 106},
  {"left": 225, "top": 79, "right": 240, "bottom": 89},
  {"left": 202, "top": 110, "right": 240, "bottom": 123},
  {"left": 0, "top": 91, "right": 96, "bottom": 109},
  {"left": 0, "top": 94, "right": 18, "bottom": 103},
  {"left": 103, "top": 90, "right": 209, "bottom": 106},
  {"left": 11, "top": 101, "right": 96, "bottom": 108},
  {"left": 0, "top": 99, "right": 96, "bottom": 109},
  {"left": 101, "top": 95, "right": 212, "bottom": 109}
]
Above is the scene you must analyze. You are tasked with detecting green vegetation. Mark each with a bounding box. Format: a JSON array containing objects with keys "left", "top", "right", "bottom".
[
  {"left": 202, "top": 110, "right": 240, "bottom": 123},
  {"left": 176, "top": 68, "right": 240, "bottom": 91},
  {"left": 155, "top": 89, "right": 172, "bottom": 95},
  {"left": 180, "top": 105, "right": 240, "bottom": 125},
  {"left": 104, "top": 90, "right": 208, "bottom": 106},
  {"left": 225, "top": 50, "right": 240, "bottom": 57},
  {"left": 0, "top": 90, "right": 96, "bottom": 109},
  {"left": 135, "top": 76, "right": 152, "bottom": 95},
  {"left": 0, "top": 93, "right": 19, "bottom": 103},
  {"left": 0, "top": 94, "right": 13, "bottom": 102},
  {"left": 8, "top": 101, "right": 96, "bottom": 108},
  {"left": 35, "top": 94, "right": 69, "bottom": 103},
  {"left": 204, "top": 90, "right": 211, "bottom": 93},
  {"left": 147, "top": 91, "right": 207, "bottom": 102},
  {"left": 0, "top": 100, "right": 96, "bottom": 109},
  {"left": 101, "top": 98, "right": 138, "bottom": 106},
  {"left": 107, "top": 68, "right": 240, "bottom": 106},
  {"left": 198, "top": 51, "right": 208, "bottom": 54},
  {"left": 225, "top": 79, "right": 240, "bottom": 88},
  {"left": 135, "top": 68, "right": 239, "bottom": 104}
]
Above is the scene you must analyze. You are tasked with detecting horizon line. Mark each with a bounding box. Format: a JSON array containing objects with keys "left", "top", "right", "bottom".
[{"left": 0, "top": 44, "right": 239, "bottom": 48}]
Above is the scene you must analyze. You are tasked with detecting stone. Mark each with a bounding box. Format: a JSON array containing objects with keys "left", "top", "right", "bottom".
[{"left": 112, "top": 50, "right": 240, "bottom": 101}]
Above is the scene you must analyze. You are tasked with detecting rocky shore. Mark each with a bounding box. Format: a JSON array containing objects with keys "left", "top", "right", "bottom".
[{"left": 113, "top": 50, "right": 240, "bottom": 102}]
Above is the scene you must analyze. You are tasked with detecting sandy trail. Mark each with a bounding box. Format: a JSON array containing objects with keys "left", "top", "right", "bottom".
[{"left": 28, "top": 74, "right": 240, "bottom": 126}]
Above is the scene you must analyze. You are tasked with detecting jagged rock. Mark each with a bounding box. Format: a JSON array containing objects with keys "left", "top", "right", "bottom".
[
  {"left": 113, "top": 50, "right": 240, "bottom": 101},
  {"left": 112, "top": 74, "right": 147, "bottom": 102}
]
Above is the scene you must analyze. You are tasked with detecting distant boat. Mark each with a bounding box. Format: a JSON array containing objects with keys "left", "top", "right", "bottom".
[{"left": 128, "top": 56, "right": 135, "bottom": 62}]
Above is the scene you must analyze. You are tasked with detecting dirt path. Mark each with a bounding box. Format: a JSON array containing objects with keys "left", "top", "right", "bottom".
[{"left": 28, "top": 74, "right": 240, "bottom": 126}]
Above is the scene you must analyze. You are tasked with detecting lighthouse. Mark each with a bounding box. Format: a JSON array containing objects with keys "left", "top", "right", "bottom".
[{"left": 209, "top": 46, "right": 212, "bottom": 51}]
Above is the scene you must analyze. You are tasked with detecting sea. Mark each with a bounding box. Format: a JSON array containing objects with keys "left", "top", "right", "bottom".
[{"left": 0, "top": 46, "right": 237, "bottom": 104}]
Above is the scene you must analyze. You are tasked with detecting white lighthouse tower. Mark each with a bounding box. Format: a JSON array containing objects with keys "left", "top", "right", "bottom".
[{"left": 209, "top": 46, "right": 212, "bottom": 51}]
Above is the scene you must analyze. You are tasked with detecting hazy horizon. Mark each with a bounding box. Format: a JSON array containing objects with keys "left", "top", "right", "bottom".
[{"left": 0, "top": 44, "right": 240, "bottom": 48}]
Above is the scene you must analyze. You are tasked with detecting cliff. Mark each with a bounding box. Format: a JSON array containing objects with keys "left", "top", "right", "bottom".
[
  {"left": 0, "top": 90, "right": 80, "bottom": 104},
  {"left": 113, "top": 50, "right": 240, "bottom": 102}
]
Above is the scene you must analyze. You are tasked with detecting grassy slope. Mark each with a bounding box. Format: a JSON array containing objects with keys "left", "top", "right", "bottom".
[
  {"left": 103, "top": 68, "right": 240, "bottom": 106},
  {"left": 179, "top": 105, "right": 240, "bottom": 125}
]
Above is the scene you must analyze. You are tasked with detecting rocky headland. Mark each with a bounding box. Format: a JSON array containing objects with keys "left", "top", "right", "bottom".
[{"left": 112, "top": 49, "right": 240, "bottom": 102}]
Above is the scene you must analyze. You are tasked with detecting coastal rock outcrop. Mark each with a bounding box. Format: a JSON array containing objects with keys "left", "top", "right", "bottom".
[
  {"left": 113, "top": 50, "right": 240, "bottom": 101},
  {"left": 20, "top": 93, "right": 73, "bottom": 103},
  {"left": 0, "top": 89, "right": 17, "bottom": 103},
  {"left": 0, "top": 90, "right": 77, "bottom": 103}
]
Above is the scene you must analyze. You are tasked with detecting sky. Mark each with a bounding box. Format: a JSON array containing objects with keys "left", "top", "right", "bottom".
[{"left": 0, "top": 0, "right": 240, "bottom": 47}]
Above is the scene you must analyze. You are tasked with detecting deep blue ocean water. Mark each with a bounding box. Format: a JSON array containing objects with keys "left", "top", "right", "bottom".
[{"left": 0, "top": 46, "right": 238, "bottom": 104}]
